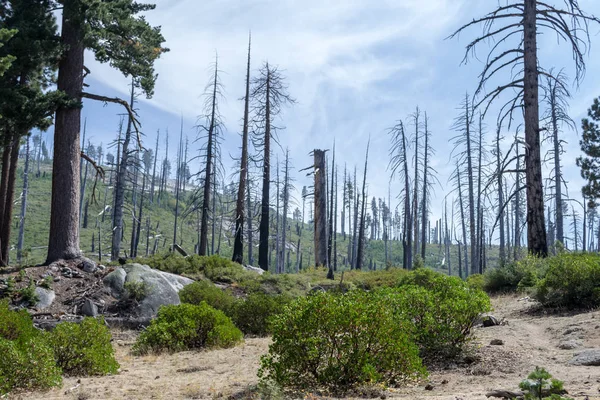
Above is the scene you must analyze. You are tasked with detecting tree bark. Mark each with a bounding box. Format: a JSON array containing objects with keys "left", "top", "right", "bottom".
[
  {"left": 233, "top": 34, "right": 251, "bottom": 264},
  {"left": 46, "top": 0, "right": 85, "bottom": 263},
  {"left": 258, "top": 66, "right": 271, "bottom": 271},
  {"left": 200, "top": 63, "right": 218, "bottom": 256},
  {"left": 0, "top": 133, "right": 20, "bottom": 265},
  {"left": 17, "top": 138, "right": 29, "bottom": 263},
  {"left": 314, "top": 149, "right": 328, "bottom": 269},
  {"left": 523, "top": 0, "right": 548, "bottom": 256}
]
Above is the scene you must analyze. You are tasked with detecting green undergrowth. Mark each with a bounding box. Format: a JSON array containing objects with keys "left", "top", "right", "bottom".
[
  {"left": 0, "top": 300, "right": 118, "bottom": 395},
  {"left": 259, "top": 268, "right": 490, "bottom": 394},
  {"left": 482, "top": 252, "right": 600, "bottom": 309}
]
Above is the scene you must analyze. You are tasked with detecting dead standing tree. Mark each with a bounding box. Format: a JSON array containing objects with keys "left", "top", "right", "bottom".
[
  {"left": 308, "top": 149, "right": 330, "bottom": 276},
  {"left": 198, "top": 55, "right": 224, "bottom": 256},
  {"left": 388, "top": 120, "right": 412, "bottom": 270},
  {"left": 250, "top": 63, "right": 294, "bottom": 271},
  {"left": 232, "top": 33, "right": 252, "bottom": 264},
  {"left": 450, "top": 0, "right": 600, "bottom": 257}
]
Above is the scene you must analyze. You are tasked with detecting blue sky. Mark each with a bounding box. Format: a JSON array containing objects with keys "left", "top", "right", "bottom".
[{"left": 50, "top": 0, "right": 600, "bottom": 230}]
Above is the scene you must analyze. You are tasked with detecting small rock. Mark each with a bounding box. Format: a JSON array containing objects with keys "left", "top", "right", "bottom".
[
  {"left": 482, "top": 314, "right": 500, "bottom": 327},
  {"left": 97, "top": 264, "right": 106, "bottom": 271},
  {"left": 570, "top": 349, "right": 600, "bottom": 366},
  {"left": 81, "top": 299, "right": 98, "bottom": 317},
  {"left": 425, "top": 383, "right": 434, "bottom": 391},
  {"left": 53, "top": 276, "right": 61, "bottom": 282},
  {"left": 442, "top": 379, "right": 449, "bottom": 384},
  {"left": 558, "top": 339, "right": 583, "bottom": 350},
  {"left": 34, "top": 287, "right": 55, "bottom": 310},
  {"left": 490, "top": 339, "right": 504, "bottom": 346},
  {"left": 80, "top": 258, "right": 97, "bottom": 273}
]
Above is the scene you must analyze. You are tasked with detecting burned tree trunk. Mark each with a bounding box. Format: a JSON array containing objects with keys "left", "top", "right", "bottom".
[
  {"left": 313, "top": 149, "right": 329, "bottom": 270},
  {"left": 233, "top": 34, "right": 251, "bottom": 264}
]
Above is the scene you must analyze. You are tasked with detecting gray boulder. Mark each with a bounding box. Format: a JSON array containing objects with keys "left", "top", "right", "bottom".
[
  {"left": 80, "top": 257, "right": 97, "bottom": 273},
  {"left": 103, "top": 263, "right": 194, "bottom": 319},
  {"left": 103, "top": 267, "right": 127, "bottom": 298},
  {"left": 34, "top": 287, "right": 55, "bottom": 310},
  {"left": 570, "top": 349, "right": 600, "bottom": 366},
  {"left": 81, "top": 299, "right": 98, "bottom": 317}
]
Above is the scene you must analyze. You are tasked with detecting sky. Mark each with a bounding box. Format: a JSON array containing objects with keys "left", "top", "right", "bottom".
[{"left": 47, "top": 0, "right": 600, "bottom": 234}]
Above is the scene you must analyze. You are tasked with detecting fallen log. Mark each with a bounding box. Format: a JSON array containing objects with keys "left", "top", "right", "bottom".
[{"left": 485, "top": 390, "right": 524, "bottom": 399}]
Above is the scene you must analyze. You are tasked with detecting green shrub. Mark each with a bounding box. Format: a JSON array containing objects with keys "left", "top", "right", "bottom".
[
  {"left": 519, "top": 367, "right": 570, "bottom": 400},
  {"left": 124, "top": 280, "right": 151, "bottom": 302},
  {"left": 0, "top": 300, "right": 62, "bottom": 395},
  {"left": 48, "top": 317, "right": 119, "bottom": 376},
  {"left": 259, "top": 290, "right": 425, "bottom": 392},
  {"left": 466, "top": 274, "right": 485, "bottom": 291},
  {"left": 0, "top": 300, "right": 39, "bottom": 343},
  {"left": 382, "top": 284, "right": 489, "bottom": 360},
  {"left": 134, "top": 254, "right": 251, "bottom": 283},
  {"left": 232, "top": 293, "right": 292, "bottom": 336},
  {"left": 179, "top": 280, "right": 239, "bottom": 315},
  {"left": 535, "top": 253, "right": 600, "bottom": 308},
  {"left": 395, "top": 268, "right": 491, "bottom": 359},
  {"left": 133, "top": 303, "right": 243, "bottom": 355},
  {"left": 19, "top": 281, "right": 39, "bottom": 305},
  {"left": 483, "top": 256, "right": 546, "bottom": 293},
  {"left": 0, "top": 337, "right": 62, "bottom": 395},
  {"left": 343, "top": 268, "right": 409, "bottom": 290}
]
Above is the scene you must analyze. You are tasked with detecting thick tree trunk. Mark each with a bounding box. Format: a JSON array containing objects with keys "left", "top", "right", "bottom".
[
  {"left": 258, "top": 67, "right": 271, "bottom": 271},
  {"left": 523, "top": 0, "right": 548, "bottom": 256},
  {"left": 233, "top": 35, "right": 251, "bottom": 264},
  {"left": 0, "top": 134, "right": 20, "bottom": 265},
  {"left": 314, "top": 149, "right": 328, "bottom": 269},
  {"left": 46, "top": 0, "right": 84, "bottom": 263}
]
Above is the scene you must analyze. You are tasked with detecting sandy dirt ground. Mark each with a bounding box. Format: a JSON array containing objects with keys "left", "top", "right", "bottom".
[{"left": 14, "top": 295, "right": 600, "bottom": 400}]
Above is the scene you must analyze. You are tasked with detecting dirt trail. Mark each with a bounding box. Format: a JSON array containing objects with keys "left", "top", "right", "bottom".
[{"left": 17, "top": 295, "right": 600, "bottom": 400}]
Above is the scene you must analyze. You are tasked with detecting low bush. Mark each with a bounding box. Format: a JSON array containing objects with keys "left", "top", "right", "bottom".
[
  {"left": 124, "top": 280, "right": 151, "bottom": 302},
  {"left": 232, "top": 293, "right": 292, "bottom": 336},
  {"left": 259, "top": 290, "right": 426, "bottom": 392},
  {"left": 519, "top": 367, "right": 570, "bottom": 400},
  {"left": 535, "top": 253, "right": 600, "bottom": 308},
  {"left": 0, "top": 300, "right": 62, "bottom": 395},
  {"left": 0, "top": 337, "right": 62, "bottom": 395},
  {"left": 48, "top": 317, "right": 119, "bottom": 376},
  {"left": 134, "top": 254, "right": 251, "bottom": 283},
  {"left": 179, "top": 280, "right": 239, "bottom": 315},
  {"left": 133, "top": 303, "right": 243, "bottom": 354},
  {"left": 383, "top": 284, "right": 489, "bottom": 360},
  {"left": 392, "top": 268, "right": 491, "bottom": 360},
  {"left": 0, "top": 300, "right": 39, "bottom": 343},
  {"left": 483, "top": 256, "right": 546, "bottom": 293},
  {"left": 466, "top": 274, "right": 485, "bottom": 291}
]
